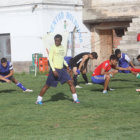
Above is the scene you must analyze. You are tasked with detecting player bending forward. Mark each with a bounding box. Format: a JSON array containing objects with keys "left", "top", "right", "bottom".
[
  {"left": 36, "top": 34, "right": 80, "bottom": 104},
  {"left": 69, "top": 52, "right": 98, "bottom": 88},
  {"left": 0, "top": 58, "right": 33, "bottom": 92},
  {"left": 91, "top": 54, "right": 130, "bottom": 94}
]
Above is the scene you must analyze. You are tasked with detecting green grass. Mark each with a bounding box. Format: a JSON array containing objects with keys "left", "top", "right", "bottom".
[{"left": 0, "top": 73, "right": 140, "bottom": 140}]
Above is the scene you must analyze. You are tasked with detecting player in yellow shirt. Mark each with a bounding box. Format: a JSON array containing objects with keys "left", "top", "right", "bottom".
[{"left": 36, "top": 34, "right": 80, "bottom": 104}]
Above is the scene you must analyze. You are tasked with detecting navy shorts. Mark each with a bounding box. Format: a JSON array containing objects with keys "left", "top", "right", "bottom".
[
  {"left": 46, "top": 68, "right": 71, "bottom": 87},
  {"left": 91, "top": 75, "right": 105, "bottom": 84}
]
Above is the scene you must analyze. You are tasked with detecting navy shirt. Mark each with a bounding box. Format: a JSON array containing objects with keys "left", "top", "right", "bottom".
[{"left": 0, "top": 61, "right": 13, "bottom": 76}]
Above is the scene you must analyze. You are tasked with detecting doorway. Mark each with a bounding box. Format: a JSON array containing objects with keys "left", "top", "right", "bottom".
[{"left": 0, "top": 34, "right": 11, "bottom": 61}]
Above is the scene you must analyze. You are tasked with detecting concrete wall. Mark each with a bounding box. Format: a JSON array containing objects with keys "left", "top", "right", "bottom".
[
  {"left": 83, "top": 0, "right": 140, "bottom": 23},
  {"left": 0, "top": 0, "right": 91, "bottom": 72}
]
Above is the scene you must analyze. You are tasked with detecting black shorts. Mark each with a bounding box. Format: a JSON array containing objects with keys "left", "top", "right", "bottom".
[{"left": 69, "top": 59, "right": 80, "bottom": 69}]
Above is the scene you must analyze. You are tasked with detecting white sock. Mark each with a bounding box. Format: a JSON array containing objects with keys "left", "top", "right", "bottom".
[
  {"left": 72, "top": 93, "right": 78, "bottom": 101},
  {"left": 136, "top": 73, "right": 139, "bottom": 77},
  {"left": 37, "top": 96, "right": 43, "bottom": 102}
]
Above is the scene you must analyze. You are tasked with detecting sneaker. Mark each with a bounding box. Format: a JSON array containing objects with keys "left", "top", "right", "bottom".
[
  {"left": 74, "top": 99, "right": 80, "bottom": 103},
  {"left": 36, "top": 101, "right": 43, "bottom": 105},
  {"left": 103, "top": 90, "right": 108, "bottom": 94},
  {"left": 136, "top": 89, "right": 140, "bottom": 92},
  {"left": 23, "top": 89, "right": 33, "bottom": 92},
  {"left": 75, "top": 85, "right": 82, "bottom": 88},
  {"left": 108, "top": 88, "right": 115, "bottom": 91},
  {"left": 85, "top": 83, "right": 92, "bottom": 85},
  {"left": 136, "top": 74, "right": 140, "bottom": 79}
]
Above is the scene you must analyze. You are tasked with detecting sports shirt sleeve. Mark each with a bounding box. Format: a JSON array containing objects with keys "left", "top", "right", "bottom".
[
  {"left": 124, "top": 54, "right": 131, "bottom": 62},
  {"left": 48, "top": 46, "right": 55, "bottom": 71},
  {"left": 9, "top": 62, "right": 13, "bottom": 70}
]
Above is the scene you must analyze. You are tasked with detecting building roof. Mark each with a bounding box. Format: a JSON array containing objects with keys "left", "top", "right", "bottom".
[{"left": 0, "top": 0, "right": 83, "bottom": 7}]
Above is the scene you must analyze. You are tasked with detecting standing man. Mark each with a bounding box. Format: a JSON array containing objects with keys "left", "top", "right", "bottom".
[
  {"left": 0, "top": 58, "right": 33, "bottom": 92},
  {"left": 70, "top": 52, "right": 98, "bottom": 88},
  {"left": 91, "top": 54, "right": 130, "bottom": 94},
  {"left": 36, "top": 34, "right": 80, "bottom": 104}
]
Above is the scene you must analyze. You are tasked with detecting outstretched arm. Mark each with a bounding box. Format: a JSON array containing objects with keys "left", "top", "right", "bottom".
[
  {"left": 0, "top": 75, "right": 10, "bottom": 83},
  {"left": 115, "top": 66, "right": 130, "bottom": 71},
  {"left": 3, "top": 70, "right": 14, "bottom": 79}
]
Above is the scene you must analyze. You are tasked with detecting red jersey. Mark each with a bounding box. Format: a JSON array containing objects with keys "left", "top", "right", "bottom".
[{"left": 92, "top": 60, "right": 113, "bottom": 76}]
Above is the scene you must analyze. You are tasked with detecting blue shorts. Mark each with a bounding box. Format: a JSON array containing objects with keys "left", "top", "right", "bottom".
[
  {"left": 91, "top": 75, "right": 105, "bottom": 84},
  {"left": 46, "top": 68, "right": 71, "bottom": 87}
]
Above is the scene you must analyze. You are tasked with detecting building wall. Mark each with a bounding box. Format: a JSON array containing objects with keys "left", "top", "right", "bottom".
[
  {"left": 0, "top": 1, "right": 91, "bottom": 72},
  {"left": 89, "top": 21, "right": 129, "bottom": 69},
  {"left": 91, "top": 0, "right": 140, "bottom": 6}
]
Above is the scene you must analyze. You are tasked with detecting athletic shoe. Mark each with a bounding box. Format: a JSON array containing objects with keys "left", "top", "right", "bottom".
[
  {"left": 103, "top": 90, "right": 108, "bottom": 94},
  {"left": 23, "top": 89, "right": 33, "bottom": 92},
  {"left": 75, "top": 85, "right": 83, "bottom": 88},
  {"left": 136, "top": 89, "right": 140, "bottom": 92},
  {"left": 136, "top": 74, "right": 140, "bottom": 79},
  {"left": 85, "top": 83, "right": 92, "bottom": 85},
  {"left": 74, "top": 99, "right": 80, "bottom": 103},
  {"left": 108, "top": 88, "right": 115, "bottom": 91},
  {"left": 36, "top": 101, "right": 43, "bottom": 105}
]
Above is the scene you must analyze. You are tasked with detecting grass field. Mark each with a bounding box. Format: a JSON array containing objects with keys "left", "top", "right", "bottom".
[{"left": 0, "top": 73, "right": 140, "bottom": 140}]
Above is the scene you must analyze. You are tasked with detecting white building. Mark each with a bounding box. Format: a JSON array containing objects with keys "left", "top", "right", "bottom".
[{"left": 0, "top": 0, "right": 91, "bottom": 72}]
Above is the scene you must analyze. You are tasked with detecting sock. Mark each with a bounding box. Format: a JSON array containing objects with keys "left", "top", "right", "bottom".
[
  {"left": 73, "top": 75, "right": 78, "bottom": 86},
  {"left": 37, "top": 96, "right": 43, "bottom": 102},
  {"left": 16, "top": 82, "right": 26, "bottom": 91},
  {"left": 72, "top": 93, "right": 78, "bottom": 101},
  {"left": 82, "top": 74, "right": 88, "bottom": 83}
]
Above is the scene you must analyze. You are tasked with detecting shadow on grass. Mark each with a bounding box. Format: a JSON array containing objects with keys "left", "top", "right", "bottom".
[
  {"left": 111, "top": 79, "right": 137, "bottom": 82},
  {"left": 43, "top": 92, "right": 72, "bottom": 103},
  {"left": 90, "top": 88, "right": 103, "bottom": 92},
  {"left": 0, "top": 89, "right": 17, "bottom": 94}
]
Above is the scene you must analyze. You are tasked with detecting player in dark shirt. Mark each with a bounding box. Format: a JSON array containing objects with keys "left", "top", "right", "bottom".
[
  {"left": 0, "top": 58, "right": 33, "bottom": 92},
  {"left": 69, "top": 52, "right": 98, "bottom": 88}
]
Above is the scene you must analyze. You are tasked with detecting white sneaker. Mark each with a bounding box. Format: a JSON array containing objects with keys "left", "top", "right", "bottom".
[
  {"left": 103, "top": 90, "right": 107, "bottom": 94},
  {"left": 23, "top": 89, "right": 33, "bottom": 92},
  {"left": 75, "top": 85, "right": 83, "bottom": 88},
  {"left": 109, "top": 88, "right": 115, "bottom": 91},
  {"left": 85, "top": 83, "right": 92, "bottom": 85}
]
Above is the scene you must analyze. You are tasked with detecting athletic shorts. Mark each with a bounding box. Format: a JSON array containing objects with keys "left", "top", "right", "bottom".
[
  {"left": 0, "top": 76, "right": 13, "bottom": 83},
  {"left": 69, "top": 59, "right": 80, "bottom": 69},
  {"left": 91, "top": 75, "right": 105, "bottom": 84},
  {"left": 46, "top": 68, "right": 71, "bottom": 87}
]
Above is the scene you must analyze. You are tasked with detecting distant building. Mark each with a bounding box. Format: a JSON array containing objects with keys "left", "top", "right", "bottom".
[
  {"left": 0, "top": 0, "right": 91, "bottom": 72},
  {"left": 83, "top": 0, "right": 140, "bottom": 68}
]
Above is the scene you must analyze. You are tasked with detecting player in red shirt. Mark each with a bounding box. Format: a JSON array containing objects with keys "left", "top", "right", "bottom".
[{"left": 91, "top": 54, "right": 130, "bottom": 94}]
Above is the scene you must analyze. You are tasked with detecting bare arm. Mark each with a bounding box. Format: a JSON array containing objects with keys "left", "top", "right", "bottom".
[
  {"left": 0, "top": 75, "right": 10, "bottom": 83},
  {"left": 129, "top": 61, "right": 135, "bottom": 68},
  {"left": 78, "top": 55, "right": 88, "bottom": 71},
  {"left": 4, "top": 70, "right": 14, "bottom": 78},
  {"left": 101, "top": 68, "right": 112, "bottom": 75},
  {"left": 115, "top": 66, "right": 130, "bottom": 71}
]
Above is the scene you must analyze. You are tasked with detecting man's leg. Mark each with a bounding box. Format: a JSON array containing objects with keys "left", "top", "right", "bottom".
[
  {"left": 36, "top": 84, "right": 50, "bottom": 104},
  {"left": 103, "top": 75, "right": 111, "bottom": 94},
  {"left": 10, "top": 77, "right": 32, "bottom": 92},
  {"left": 81, "top": 69, "right": 88, "bottom": 83},
  {"left": 67, "top": 80, "right": 80, "bottom": 103},
  {"left": 73, "top": 67, "right": 82, "bottom": 88}
]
